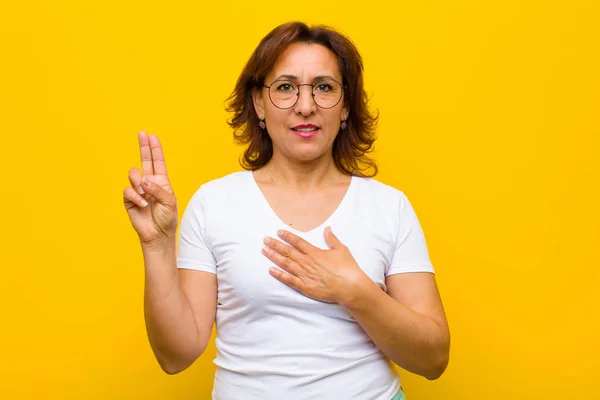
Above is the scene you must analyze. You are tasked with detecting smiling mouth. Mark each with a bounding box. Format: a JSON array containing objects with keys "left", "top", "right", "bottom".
[{"left": 291, "top": 127, "right": 320, "bottom": 138}]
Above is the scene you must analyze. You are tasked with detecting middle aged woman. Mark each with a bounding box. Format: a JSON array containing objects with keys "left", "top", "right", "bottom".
[{"left": 124, "top": 21, "right": 450, "bottom": 400}]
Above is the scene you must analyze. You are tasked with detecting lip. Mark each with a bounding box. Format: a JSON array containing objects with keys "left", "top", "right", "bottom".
[
  {"left": 291, "top": 124, "right": 320, "bottom": 139},
  {"left": 292, "top": 124, "right": 319, "bottom": 129}
]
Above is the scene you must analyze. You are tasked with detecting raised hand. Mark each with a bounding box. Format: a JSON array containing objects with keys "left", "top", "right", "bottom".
[{"left": 123, "top": 131, "right": 178, "bottom": 247}]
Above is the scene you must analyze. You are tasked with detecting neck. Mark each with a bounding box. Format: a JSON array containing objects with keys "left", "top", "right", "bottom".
[{"left": 258, "top": 151, "right": 346, "bottom": 191}]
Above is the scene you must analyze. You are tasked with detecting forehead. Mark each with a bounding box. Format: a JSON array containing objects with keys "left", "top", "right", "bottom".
[{"left": 267, "top": 42, "right": 342, "bottom": 81}]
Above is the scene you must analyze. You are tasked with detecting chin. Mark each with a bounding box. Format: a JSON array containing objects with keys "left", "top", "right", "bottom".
[{"left": 287, "top": 147, "right": 330, "bottom": 163}]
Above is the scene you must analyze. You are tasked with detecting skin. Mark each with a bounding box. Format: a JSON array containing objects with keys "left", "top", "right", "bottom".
[
  {"left": 251, "top": 42, "right": 352, "bottom": 231},
  {"left": 253, "top": 42, "right": 349, "bottom": 170},
  {"left": 124, "top": 133, "right": 216, "bottom": 374},
  {"left": 254, "top": 42, "right": 451, "bottom": 379},
  {"left": 123, "top": 42, "right": 450, "bottom": 380}
]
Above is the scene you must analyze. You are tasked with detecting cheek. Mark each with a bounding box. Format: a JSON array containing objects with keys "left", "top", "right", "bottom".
[
  {"left": 265, "top": 109, "right": 289, "bottom": 129},
  {"left": 325, "top": 111, "right": 343, "bottom": 128}
]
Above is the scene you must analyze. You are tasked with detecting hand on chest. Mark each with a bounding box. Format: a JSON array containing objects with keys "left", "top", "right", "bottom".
[{"left": 209, "top": 219, "right": 392, "bottom": 310}]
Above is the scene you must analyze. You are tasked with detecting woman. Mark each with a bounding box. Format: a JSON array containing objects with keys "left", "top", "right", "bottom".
[{"left": 123, "top": 22, "right": 450, "bottom": 400}]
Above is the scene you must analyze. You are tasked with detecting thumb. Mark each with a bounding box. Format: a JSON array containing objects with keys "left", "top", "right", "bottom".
[
  {"left": 324, "top": 226, "right": 343, "bottom": 249},
  {"left": 142, "top": 176, "right": 175, "bottom": 206}
]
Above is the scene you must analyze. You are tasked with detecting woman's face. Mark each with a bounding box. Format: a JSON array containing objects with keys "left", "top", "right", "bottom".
[{"left": 253, "top": 42, "right": 349, "bottom": 164}]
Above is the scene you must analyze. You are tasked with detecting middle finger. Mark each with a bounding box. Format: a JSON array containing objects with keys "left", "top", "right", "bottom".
[
  {"left": 262, "top": 245, "right": 303, "bottom": 276},
  {"left": 263, "top": 237, "right": 302, "bottom": 261},
  {"left": 138, "top": 131, "right": 154, "bottom": 176},
  {"left": 262, "top": 238, "right": 303, "bottom": 272}
]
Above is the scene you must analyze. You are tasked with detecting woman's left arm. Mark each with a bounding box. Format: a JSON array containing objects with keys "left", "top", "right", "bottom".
[
  {"left": 340, "top": 271, "right": 450, "bottom": 380},
  {"left": 262, "top": 227, "right": 450, "bottom": 380}
]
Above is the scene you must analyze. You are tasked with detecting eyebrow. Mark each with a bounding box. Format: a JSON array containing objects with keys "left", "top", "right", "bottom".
[{"left": 272, "top": 74, "right": 338, "bottom": 82}]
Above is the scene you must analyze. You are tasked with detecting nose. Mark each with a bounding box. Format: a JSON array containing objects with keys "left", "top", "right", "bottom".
[{"left": 293, "top": 85, "right": 317, "bottom": 116}]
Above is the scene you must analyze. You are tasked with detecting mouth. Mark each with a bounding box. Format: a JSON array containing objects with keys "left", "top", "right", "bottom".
[{"left": 291, "top": 124, "right": 320, "bottom": 138}]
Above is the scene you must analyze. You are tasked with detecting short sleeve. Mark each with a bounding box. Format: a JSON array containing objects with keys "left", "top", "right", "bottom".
[
  {"left": 176, "top": 187, "right": 217, "bottom": 274},
  {"left": 386, "top": 193, "right": 435, "bottom": 276}
]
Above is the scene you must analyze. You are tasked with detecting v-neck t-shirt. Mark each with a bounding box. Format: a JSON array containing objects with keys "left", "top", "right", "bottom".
[{"left": 177, "top": 170, "right": 435, "bottom": 400}]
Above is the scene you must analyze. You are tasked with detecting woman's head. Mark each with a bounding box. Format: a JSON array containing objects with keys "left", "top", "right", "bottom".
[{"left": 226, "top": 22, "right": 378, "bottom": 177}]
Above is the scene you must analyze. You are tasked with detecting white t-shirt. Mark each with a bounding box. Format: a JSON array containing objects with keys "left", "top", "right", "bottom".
[{"left": 177, "top": 170, "right": 434, "bottom": 400}]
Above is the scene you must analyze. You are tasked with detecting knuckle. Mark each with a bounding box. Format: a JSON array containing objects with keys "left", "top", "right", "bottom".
[
  {"left": 123, "top": 189, "right": 137, "bottom": 206},
  {"left": 128, "top": 169, "right": 140, "bottom": 182},
  {"left": 290, "top": 276, "right": 302, "bottom": 288},
  {"left": 144, "top": 179, "right": 156, "bottom": 191},
  {"left": 285, "top": 273, "right": 295, "bottom": 285},
  {"left": 164, "top": 193, "right": 177, "bottom": 208}
]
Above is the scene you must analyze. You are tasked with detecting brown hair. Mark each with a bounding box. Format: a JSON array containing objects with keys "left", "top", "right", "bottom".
[{"left": 226, "top": 22, "right": 378, "bottom": 177}]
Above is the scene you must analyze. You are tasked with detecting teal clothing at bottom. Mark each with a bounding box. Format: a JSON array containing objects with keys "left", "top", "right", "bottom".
[{"left": 391, "top": 387, "right": 406, "bottom": 400}]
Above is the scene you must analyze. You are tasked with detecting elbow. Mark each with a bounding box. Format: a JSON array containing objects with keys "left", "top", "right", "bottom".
[
  {"left": 423, "top": 338, "right": 450, "bottom": 380},
  {"left": 394, "top": 341, "right": 450, "bottom": 380},
  {"left": 161, "top": 364, "right": 184, "bottom": 375},
  {"left": 157, "top": 344, "right": 206, "bottom": 375},
  {"left": 158, "top": 354, "right": 197, "bottom": 375},
  {"left": 423, "top": 354, "right": 449, "bottom": 380}
]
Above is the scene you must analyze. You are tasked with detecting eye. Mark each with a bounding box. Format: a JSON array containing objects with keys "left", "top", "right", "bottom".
[
  {"left": 275, "top": 82, "right": 296, "bottom": 92},
  {"left": 315, "top": 82, "right": 334, "bottom": 93}
]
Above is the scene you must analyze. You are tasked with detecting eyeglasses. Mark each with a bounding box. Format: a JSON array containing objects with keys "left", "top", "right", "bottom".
[{"left": 264, "top": 78, "right": 345, "bottom": 110}]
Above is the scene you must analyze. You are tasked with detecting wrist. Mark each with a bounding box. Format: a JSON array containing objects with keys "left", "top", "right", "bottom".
[
  {"left": 337, "top": 272, "right": 377, "bottom": 309},
  {"left": 140, "top": 237, "right": 176, "bottom": 255}
]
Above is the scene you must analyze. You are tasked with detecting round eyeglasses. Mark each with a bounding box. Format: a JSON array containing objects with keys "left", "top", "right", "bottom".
[{"left": 264, "top": 78, "right": 345, "bottom": 110}]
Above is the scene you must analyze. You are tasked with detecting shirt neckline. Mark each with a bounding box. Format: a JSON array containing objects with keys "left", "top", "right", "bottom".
[{"left": 247, "top": 170, "right": 356, "bottom": 235}]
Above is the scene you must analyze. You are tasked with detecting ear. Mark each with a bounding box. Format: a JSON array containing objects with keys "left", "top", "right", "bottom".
[
  {"left": 252, "top": 87, "right": 266, "bottom": 120},
  {"left": 341, "top": 105, "right": 349, "bottom": 122}
]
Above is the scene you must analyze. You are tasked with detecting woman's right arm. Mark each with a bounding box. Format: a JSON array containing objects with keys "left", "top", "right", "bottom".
[
  {"left": 142, "top": 239, "right": 216, "bottom": 375},
  {"left": 123, "top": 131, "right": 216, "bottom": 374}
]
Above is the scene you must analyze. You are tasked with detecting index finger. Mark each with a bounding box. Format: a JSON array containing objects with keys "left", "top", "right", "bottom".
[
  {"left": 277, "top": 230, "right": 319, "bottom": 255},
  {"left": 138, "top": 131, "right": 153, "bottom": 176}
]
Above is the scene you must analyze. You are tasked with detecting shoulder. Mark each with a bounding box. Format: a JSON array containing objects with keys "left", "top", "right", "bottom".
[
  {"left": 197, "top": 170, "right": 251, "bottom": 194},
  {"left": 351, "top": 177, "right": 417, "bottom": 236},
  {"left": 352, "top": 176, "right": 408, "bottom": 208},
  {"left": 187, "top": 170, "right": 252, "bottom": 206}
]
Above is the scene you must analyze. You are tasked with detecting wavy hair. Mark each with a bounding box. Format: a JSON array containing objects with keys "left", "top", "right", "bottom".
[{"left": 226, "top": 22, "right": 378, "bottom": 177}]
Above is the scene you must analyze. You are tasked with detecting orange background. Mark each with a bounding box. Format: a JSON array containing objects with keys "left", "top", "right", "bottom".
[{"left": 0, "top": 1, "right": 598, "bottom": 399}]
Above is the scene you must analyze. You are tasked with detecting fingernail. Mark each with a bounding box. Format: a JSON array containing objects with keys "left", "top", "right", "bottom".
[
  {"left": 277, "top": 230, "right": 284, "bottom": 236},
  {"left": 141, "top": 199, "right": 148, "bottom": 207},
  {"left": 264, "top": 237, "right": 270, "bottom": 245},
  {"left": 138, "top": 185, "right": 145, "bottom": 194}
]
